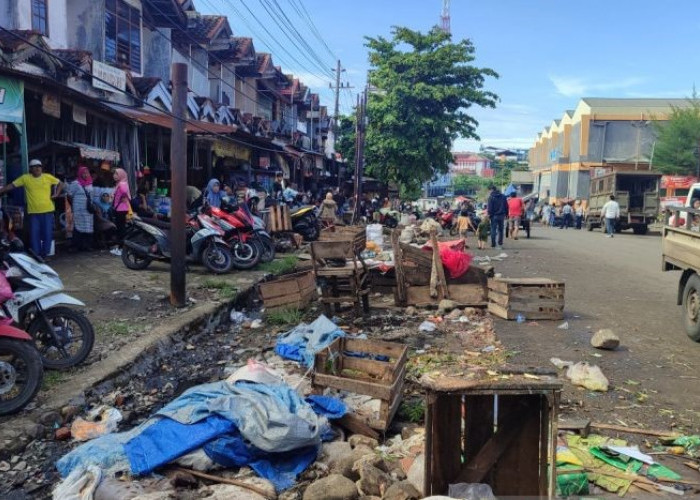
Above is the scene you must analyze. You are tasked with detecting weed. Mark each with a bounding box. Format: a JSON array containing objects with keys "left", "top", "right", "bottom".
[
  {"left": 99, "top": 321, "right": 132, "bottom": 337},
  {"left": 258, "top": 255, "right": 298, "bottom": 275},
  {"left": 202, "top": 279, "right": 238, "bottom": 300},
  {"left": 42, "top": 371, "right": 68, "bottom": 390},
  {"left": 398, "top": 399, "right": 425, "bottom": 423},
  {"left": 266, "top": 307, "right": 302, "bottom": 326}
]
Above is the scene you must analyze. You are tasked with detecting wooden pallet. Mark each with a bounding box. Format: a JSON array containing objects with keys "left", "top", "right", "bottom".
[
  {"left": 258, "top": 271, "right": 316, "bottom": 312},
  {"left": 313, "top": 337, "right": 408, "bottom": 432},
  {"left": 267, "top": 205, "right": 293, "bottom": 233},
  {"left": 487, "top": 278, "right": 564, "bottom": 320}
]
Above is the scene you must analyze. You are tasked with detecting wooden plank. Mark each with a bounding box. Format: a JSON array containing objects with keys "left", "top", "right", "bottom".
[
  {"left": 341, "top": 356, "right": 392, "bottom": 380},
  {"left": 407, "top": 285, "right": 487, "bottom": 307},
  {"left": 464, "top": 395, "right": 495, "bottom": 477},
  {"left": 392, "top": 230, "right": 407, "bottom": 306},
  {"left": 488, "top": 302, "right": 563, "bottom": 320},
  {"left": 259, "top": 279, "right": 302, "bottom": 299},
  {"left": 337, "top": 414, "right": 380, "bottom": 440},
  {"left": 313, "top": 372, "right": 392, "bottom": 400},
  {"left": 343, "top": 337, "right": 407, "bottom": 360},
  {"left": 430, "top": 229, "right": 449, "bottom": 299},
  {"left": 428, "top": 395, "right": 462, "bottom": 495},
  {"left": 488, "top": 278, "right": 565, "bottom": 295},
  {"left": 491, "top": 277, "right": 565, "bottom": 286},
  {"left": 449, "top": 284, "right": 487, "bottom": 304}
]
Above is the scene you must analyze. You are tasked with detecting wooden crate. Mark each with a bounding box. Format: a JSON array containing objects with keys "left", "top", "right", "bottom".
[
  {"left": 487, "top": 277, "right": 564, "bottom": 320},
  {"left": 319, "top": 225, "right": 366, "bottom": 254},
  {"left": 258, "top": 271, "right": 316, "bottom": 312},
  {"left": 267, "top": 205, "right": 293, "bottom": 233},
  {"left": 421, "top": 374, "right": 562, "bottom": 497},
  {"left": 313, "top": 337, "right": 408, "bottom": 432}
]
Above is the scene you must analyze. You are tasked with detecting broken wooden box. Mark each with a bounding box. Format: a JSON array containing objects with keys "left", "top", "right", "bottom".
[
  {"left": 258, "top": 270, "right": 316, "bottom": 313},
  {"left": 312, "top": 337, "right": 408, "bottom": 432},
  {"left": 487, "top": 277, "right": 565, "bottom": 320}
]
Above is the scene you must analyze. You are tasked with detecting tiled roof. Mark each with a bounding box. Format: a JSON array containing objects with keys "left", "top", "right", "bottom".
[
  {"left": 0, "top": 29, "right": 41, "bottom": 51},
  {"left": 256, "top": 53, "right": 272, "bottom": 74},
  {"left": 173, "top": 13, "right": 229, "bottom": 44},
  {"left": 53, "top": 49, "right": 92, "bottom": 69},
  {"left": 132, "top": 77, "right": 162, "bottom": 98}
]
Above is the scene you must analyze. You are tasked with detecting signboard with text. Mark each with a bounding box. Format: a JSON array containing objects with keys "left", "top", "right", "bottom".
[
  {"left": 92, "top": 60, "right": 126, "bottom": 93},
  {"left": 0, "top": 76, "right": 24, "bottom": 123}
]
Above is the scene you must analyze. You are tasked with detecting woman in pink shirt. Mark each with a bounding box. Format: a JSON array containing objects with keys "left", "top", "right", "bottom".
[{"left": 112, "top": 168, "right": 131, "bottom": 240}]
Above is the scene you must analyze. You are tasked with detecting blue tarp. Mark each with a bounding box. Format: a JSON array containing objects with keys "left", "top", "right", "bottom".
[
  {"left": 504, "top": 183, "right": 517, "bottom": 196},
  {"left": 275, "top": 315, "right": 345, "bottom": 366}
]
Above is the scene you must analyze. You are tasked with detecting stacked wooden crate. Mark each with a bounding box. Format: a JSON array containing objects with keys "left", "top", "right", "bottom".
[
  {"left": 258, "top": 271, "right": 316, "bottom": 312},
  {"left": 487, "top": 278, "right": 565, "bottom": 320},
  {"left": 267, "top": 205, "right": 293, "bottom": 232}
]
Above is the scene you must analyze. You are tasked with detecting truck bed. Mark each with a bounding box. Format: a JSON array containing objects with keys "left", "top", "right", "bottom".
[{"left": 662, "top": 207, "right": 700, "bottom": 272}]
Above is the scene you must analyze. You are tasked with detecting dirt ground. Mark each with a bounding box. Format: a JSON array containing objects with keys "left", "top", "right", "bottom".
[{"left": 482, "top": 223, "right": 700, "bottom": 434}]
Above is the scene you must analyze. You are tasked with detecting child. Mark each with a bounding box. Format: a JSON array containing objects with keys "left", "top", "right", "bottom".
[
  {"left": 476, "top": 213, "right": 490, "bottom": 250},
  {"left": 455, "top": 209, "right": 476, "bottom": 247}
]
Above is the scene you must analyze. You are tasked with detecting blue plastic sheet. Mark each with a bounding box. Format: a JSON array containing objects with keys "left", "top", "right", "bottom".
[
  {"left": 305, "top": 395, "right": 347, "bottom": 420},
  {"left": 125, "top": 415, "right": 236, "bottom": 476},
  {"left": 275, "top": 315, "right": 345, "bottom": 366}
]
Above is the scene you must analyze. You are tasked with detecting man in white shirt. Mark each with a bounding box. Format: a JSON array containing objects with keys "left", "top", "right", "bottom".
[{"left": 601, "top": 195, "right": 620, "bottom": 238}]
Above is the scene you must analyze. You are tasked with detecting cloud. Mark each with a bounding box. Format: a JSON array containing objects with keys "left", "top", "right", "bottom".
[{"left": 549, "top": 75, "right": 646, "bottom": 97}]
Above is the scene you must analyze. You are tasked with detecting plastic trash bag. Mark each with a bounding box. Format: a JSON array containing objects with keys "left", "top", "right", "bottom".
[
  {"left": 566, "top": 362, "right": 609, "bottom": 391},
  {"left": 52, "top": 465, "right": 101, "bottom": 500},
  {"left": 419, "top": 321, "right": 437, "bottom": 332},
  {"left": 71, "top": 406, "right": 123, "bottom": 442},
  {"left": 447, "top": 482, "right": 496, "bottom": 500}
]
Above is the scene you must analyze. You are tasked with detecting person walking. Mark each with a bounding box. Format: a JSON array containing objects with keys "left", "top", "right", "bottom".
[
  {"left": 487, "top": 185, "right": 508, "bottom": 249},
  {"left": 507, "top": 192, "right": 525, "bottom": 240},
  {"left": 0, "top": 159, "right": 64, "bottom": 259},
  {"left": 66, "top": 165, "right": 95, "bottom": 251},
  {"left": 476, "top": 213, "right": 490, "bottom": 250},
  {"left": 575, "top": 202, "right": 584, "bottom": 230},
  {"left": 542, "top": 203, "right": 552, "bottom": 227},
  {"left": 601, "top": 195, "right": 620, "bottom": 237},
  {"left": 111, "top": 168, "right": 132, "bottom": 255}
]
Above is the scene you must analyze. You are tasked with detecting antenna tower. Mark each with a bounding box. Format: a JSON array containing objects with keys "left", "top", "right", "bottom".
[{"left": 440, "top": 0, "right": 451, "bottom": 34}]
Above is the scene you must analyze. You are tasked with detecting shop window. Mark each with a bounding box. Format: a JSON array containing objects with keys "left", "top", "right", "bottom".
[
  {"left": 32, "top": 0, "right": 48, "bottom": 36},
  {"left": 105, "top": 0, "right": 142, "bottom": 73}
]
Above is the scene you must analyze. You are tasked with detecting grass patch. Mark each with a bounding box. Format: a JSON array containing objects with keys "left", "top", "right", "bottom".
[
  {"left": 398, "top": 399, "right": 425, "bottom": 423},
  {"left": 202, "top": 279, "right": 238, "bottom": 300},
  {"left": 42, "top": 371, "right": 68, "bottom": 390},
  {"left": 99, "top": 320, "right": 133, "bottom": 337},
  {"left": 258, "top": 255, "right": 299, "bottom": 275},
  {"left": 266, "top": 307, "right": 302, "bottom": 326}
]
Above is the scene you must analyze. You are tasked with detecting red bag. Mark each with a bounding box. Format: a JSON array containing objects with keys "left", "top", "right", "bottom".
[{"left": 439, "top": 248, "right": 472, "bottom": 279}]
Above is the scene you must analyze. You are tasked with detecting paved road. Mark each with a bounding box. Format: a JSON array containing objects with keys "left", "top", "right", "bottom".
[{"left": 488, "top": 224, "right": 700, "bottom": 432}]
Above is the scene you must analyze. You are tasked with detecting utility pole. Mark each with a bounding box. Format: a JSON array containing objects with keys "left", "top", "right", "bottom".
[
  {"left": 170, "top": 63, "right": 187, "bottom": 307},
  {"left": 331, "top": 61, "right": 352, "bottom": 190},
  {"left": 352, "top": 90, "right": 367, "bottom": 224}
]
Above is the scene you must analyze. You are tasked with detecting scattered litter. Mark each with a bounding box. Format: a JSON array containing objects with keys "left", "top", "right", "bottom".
[
  {"left": 129, "top": 294, "right": 141, "bottom": 301},
  {"left": 566, "top": 362, "right": 609, "bottom": 392},
  {"left": 52, "top": 464, "right": 102, "bottom": 500},
  {"left": 481, "top": 345, "right": 495, "bottom": 353},
  {"left": 448, "top": 482, "right": 496, "bottom": 500},
  {"left": 250, "top": 319, "right": 263, "bottom": 329},
  {"left": 275, "top": 315, "right": 345, "bottom": 366},
  {"left": 457, "top": 316, "right": 471, "bottom": 323},
  {"left": 229, "top": 310, "right": 248, "bottom": 324},
  {"left": 607, "top": 445, "right": 655, "bottom": 465},
  {"left": 591, "top": 353, "right": 602, "bottom": 358},
  {"left": 419, "top": 321, "right": 437, "bottom": 333},
  {"left": 70, "top": 406, "right": 123, "bottom": 442},
  {"left": 558, "top": 321, "right": 569, "bottom": 330},
  {"left": 515, "top": 314, "right": 526, "bottom": 323}
]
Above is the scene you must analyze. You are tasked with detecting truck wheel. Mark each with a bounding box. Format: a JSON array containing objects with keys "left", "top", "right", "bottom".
[
  {"left": 586, "top": 217, "right": 594, "bottom": 231},
  {"left": 682, "top": 274, "right": 700, "bottom": 342},
  {"left": 632, "top": 225, "right": 648, "bottom": 235}
]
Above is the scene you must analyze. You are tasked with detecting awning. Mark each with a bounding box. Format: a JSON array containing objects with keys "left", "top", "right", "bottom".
[
  {"left": 107, "top": 104, "right": 237, "bottom": 135},
  {"left": 29, "top": 140, "right": 120, "bottom": 162}
]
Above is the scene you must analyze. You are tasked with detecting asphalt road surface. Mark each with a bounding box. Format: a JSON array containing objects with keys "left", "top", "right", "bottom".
[{"left": 486, "top": 223, "right": 700, "bottom": 433}]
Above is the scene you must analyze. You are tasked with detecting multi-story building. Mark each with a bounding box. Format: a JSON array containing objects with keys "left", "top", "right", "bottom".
[
  {"left": 529, "top": 98, "right": 692, "bottom": 201},
  {"left": 424, "top": 152, "right": 492, "bottom": 196}
]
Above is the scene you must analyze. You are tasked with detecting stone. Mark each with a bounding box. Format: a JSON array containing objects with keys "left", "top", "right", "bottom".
[
  {"left": 22, "top": 423, "right": 45, "bottom": 440},
  {"left": 382, "top": 481, "right": 422, "bottom": 500},
  {"left": 38, "top": 410, "right": 61, "bottom": 427},
  {"left": 331, "top": 454, "right": 359, "bottom": 481},
  {"left": 302, "top": 474, "right": 358, "bottom": 500},
  {"left": 463, "top": 307, "right": 479, "bottom": 317},
  {"left": 406, "top": 453, "right": 424, "bottom": 495},
  {"left": 55, "top": 427, "right": 72, "bottom": 441},
  {"left": 348, "top": 435, "right": 378, "bottom": 450},
  {"left": 446, "top": 308, "right": 462, "bottom": 320},
  {"left": 10, "top": 455, "right": 19, "bottom": 464},
  {"left": 0, "top": 461, "right": 10, "bottom": 472},
  {"left": 168, "top": 470, "right": 198, "bottom": 489},
  {"left": 60, "top": 405, "right": 81, "bottom": 422},
  {"left": 355, "top": 463, "right": 393, "bottom": 497},
  {"left": 591, "top": 329, "right": 620, "bottom": 350},
  {"left": 321, "top": 441, "right": 353, "bottom": 466},
  {"left": 405, "top": 306, "right": 417, "bottom": 316},
  {"left": 437, "top": 299, "right": 459, "bottom": 313},
  {"left": 13, "top": 461, "right": 27, "bottom": 471}
]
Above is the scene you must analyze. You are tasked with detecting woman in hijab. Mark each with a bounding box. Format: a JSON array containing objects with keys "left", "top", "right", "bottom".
[
  {"left": 111, "top": 168, "right": 131, "bottom": 251},
  {"left": 319, "top": 191, "right": 338, "bottom": 224},
  {"left": 205, "top": 178, "right": 223, "bottom": 208},
  {"left": 66, "top": 165, "right": 94, "bottom": 251}
]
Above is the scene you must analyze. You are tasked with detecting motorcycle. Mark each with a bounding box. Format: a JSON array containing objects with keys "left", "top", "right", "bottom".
[
  {"left": 0, "top": 323, "right": 43, "bottom": 415},
  {"left": 378, "top": 208, "right": 400, "bottom": 228},
  {"left": 0, "top": 242, "right": 95, "bottom": 370},
  {"left": 289, "top": 205, "right": 320, "bottom": 241},
  {"left": 121, "top": 215, "right": 234, "bottom": 274}
]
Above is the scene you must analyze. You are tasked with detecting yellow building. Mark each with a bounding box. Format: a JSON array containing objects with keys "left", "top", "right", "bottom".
[{"left": 529, "top": 98, "right": 692, "bottom": 201}]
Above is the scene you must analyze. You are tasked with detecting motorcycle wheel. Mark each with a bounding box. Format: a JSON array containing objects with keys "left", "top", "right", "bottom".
[
  {"left": 29, "top": 307, "right": 95, "bottom": 370},
  {"left": 201, "top": 242, "right": 234, "bottom": 274},
  {"left": 0, "top": 338, "right": 43, "bottom": 415},
  {"left": 257, "top": 234, "right": 276, "bottom": 263},
  {"left": 296, "top": 219, "right": 320, "bottom": 241},
  {"left": 121, "top": 233, "right": 154, "bottom": 270},
  {"left": 231, "top": 241, "right": 261, "bottom": 270},
  {"left": 449, "top": 225, "right": 458, "bottom": 236}
]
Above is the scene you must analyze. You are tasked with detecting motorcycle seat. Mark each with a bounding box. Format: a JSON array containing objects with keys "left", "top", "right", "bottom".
[{"left": 141, "top": 217, "right": 172, "bottom": 231}]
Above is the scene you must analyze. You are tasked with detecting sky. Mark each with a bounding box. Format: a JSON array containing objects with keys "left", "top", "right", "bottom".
[{"left": 199, "top": 0, "right": 700, "bottom": 153}]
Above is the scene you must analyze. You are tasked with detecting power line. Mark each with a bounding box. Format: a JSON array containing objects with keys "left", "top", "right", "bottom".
[
  {"left": 287, "top": 0, "right": 337, "bottom": 62},
  {"left": 0, "top": 27, "right": 310, "bottom": 155}
]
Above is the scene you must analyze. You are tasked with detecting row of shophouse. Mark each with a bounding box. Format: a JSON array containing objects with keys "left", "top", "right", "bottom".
[
  {"left": 528, "top": 97, "right": 693, "bottom": 202},
  {"left": 0, "top": 0, "right": 340, "bottom": 200}
]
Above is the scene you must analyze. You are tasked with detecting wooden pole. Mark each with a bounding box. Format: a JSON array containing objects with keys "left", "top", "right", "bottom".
[{"left": 170, "top": 63, "right": 187, "bottom": 307}]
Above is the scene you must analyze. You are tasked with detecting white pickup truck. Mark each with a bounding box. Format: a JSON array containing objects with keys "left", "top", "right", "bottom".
[{"left": 662, "top": 182, "right": 700, "bottom": 341}]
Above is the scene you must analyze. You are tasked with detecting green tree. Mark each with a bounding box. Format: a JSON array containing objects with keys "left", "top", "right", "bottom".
[
  {"left": 653, "top": 95, "right": 700, "bottom": 175},
  {"left": 335, "top": 114, "right": 356, "bottom": 167},
  {"left": 364, "top": 27, "right": 498, "bottom": 194},
  {"left": 453, "top": 174, "right": 490, "bottom": 195}
]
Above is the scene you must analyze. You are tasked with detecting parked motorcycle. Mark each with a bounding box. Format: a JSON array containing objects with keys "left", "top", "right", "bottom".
[
  {"left": 378, "top": 208, "right": 400, "bottom": 228},
  {"left": 0, "top": 242, "right": 95, "bottom": 370},
  {"left": 121, "top": 215, "right": 234, "bottom": 274},
  {"left": 289, "top": 205, "right": 320, "bottom": 241},
  {"left": 0, "top": 324, "right": 43, "bottom": 415}
]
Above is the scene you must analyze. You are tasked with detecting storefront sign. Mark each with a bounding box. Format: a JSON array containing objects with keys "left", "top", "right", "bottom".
[
  {"left": 212, "top": 140, "right": 251, "bottom": 161},
  {"left": 42, "top": 93, "right": 61, "bottom": 118},
  {"left": 92, "top": 60, "right": 126, "bottom": 93},
  {"left": 72, "top": 105, "right": 87, "bottom": 125},
  {"left": 0, "top": 76, "right": 24, "bottom": 123},
  {"left": 661, "top": 175, "right": 697, "bottom": 190}
]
